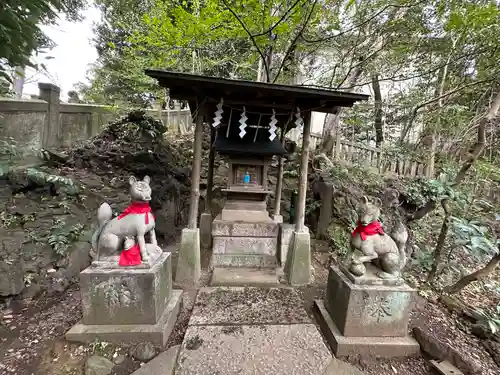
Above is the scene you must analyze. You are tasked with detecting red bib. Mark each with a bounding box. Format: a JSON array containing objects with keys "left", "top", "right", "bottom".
[
  {"left": 119, "top": 243, "right": 142, "bottom": 266},
  {"left": 352, "top": 220, "right": 384, "bottom": 241},
  {"left": 117, "top": 202, "right": 154, "bottom": 224}
]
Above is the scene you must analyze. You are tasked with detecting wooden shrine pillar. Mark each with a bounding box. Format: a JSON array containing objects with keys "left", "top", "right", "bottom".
[
  {"left": 175, "top": 107, "right": 204, "bottom": 286},
  {"left": 286, "top": 111, "right": 312, "bottom": 286},
  {"left": 200, "top": 127, "right": 215, "bottom": 248},
  {"left": 187, "top": 112, "right": 204, "bottom": 229},
  {"left": 272, "top": 127, "right": 286, "bottom": 223},
  {"left": 295, "top": 111, "right": 312, "bottom": 232}
]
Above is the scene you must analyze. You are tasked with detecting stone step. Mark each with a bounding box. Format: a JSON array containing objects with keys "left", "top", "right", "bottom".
[
  {"left": 210, "top": 267, "right": 280, "bottom": 287},
  {"left": 211, "top": 254, "right": 277, "bottom": 268},
  {"left": 212, "top": 236, "right": 277, "bottom": 256},
  {"left": 131, "top": 345, "right": 180, "bottom": 375},
  {"left": 212, "top": 219, "right": 279, "bottom": 237}
]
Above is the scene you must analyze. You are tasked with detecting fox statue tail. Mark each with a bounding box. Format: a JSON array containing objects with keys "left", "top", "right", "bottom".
[
  {"left": 91, "top": 203, "right": 113, "bottom": 255},
  {"left": 389, "top": 220, "right": 409, "bottom": 269}
]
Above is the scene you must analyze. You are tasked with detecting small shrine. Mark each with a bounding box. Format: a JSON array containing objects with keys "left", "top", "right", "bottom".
[
  {"left": 145, "top": 70, "right": 368, "bottom": 286},
  {"left": 214, "top": 108, "right": 284, "bottom": 223}
]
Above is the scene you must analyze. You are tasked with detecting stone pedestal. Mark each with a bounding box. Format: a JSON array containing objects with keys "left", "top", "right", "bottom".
[
  {"left": 66, "top": 252, "right": 182, "bottom": 347},
  {"left": 211, "top": 219, "right": 278, "bottom": 268},
  {"left": 314, "top": 264, "right": 420, "bottom": 357}
]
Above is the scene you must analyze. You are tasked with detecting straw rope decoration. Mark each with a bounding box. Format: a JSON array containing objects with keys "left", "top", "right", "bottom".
[
  {"left": 239, "top": 106, "right": 248, "bottom": 138},
  {"left": 212, "top": 98, "right": 223, "bottom": 128}
]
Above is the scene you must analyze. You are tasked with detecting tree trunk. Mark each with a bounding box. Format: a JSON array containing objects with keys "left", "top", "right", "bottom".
[
  {"left": 454, "top": 90, "right": 500, "bottom": 185},
  {"left": 444, "top": 252, "right": 500, "bottom": 294},
  {"left": 320, "top": 62, "right": 363, "bottom": 155},
  {"left": 372, "top": 73, "right": 383, "bottom": 147},
  {"left": 426, "top": 199, "right": 451, "bottom": 282},
  {"left": 406, "top": 89, "right": 500, "bottom": 223},
  {"left": 319, "top": 6, "right": 409, "bottom": 155}
]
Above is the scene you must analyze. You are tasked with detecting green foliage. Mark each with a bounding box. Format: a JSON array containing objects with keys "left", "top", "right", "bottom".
[
  {"left": 411, "top": 245, "right": 435, "bottom": 272},
  {"left": 326, "top": 225, "right": 350, "bottom": 259},
  {"left": 405, "top": 172, "right": 462, "bottom": 206},
  {"left": 47, "top": 219, "right": 85, "bottom": 256},
  {"left": 0, "top": 137, "right": 81, "bottom": 194},
  {"left": 475, "top": 305, "right": 500, "bottom": 334},
  {"left": 450, "top": 217, "right": 499, "bottom": 262},
  {"left": 0, "top": 0, "right": 87, "bottom": 87},
  {"left": 0, "top": 137, "right": 20, "bottom": 176}
]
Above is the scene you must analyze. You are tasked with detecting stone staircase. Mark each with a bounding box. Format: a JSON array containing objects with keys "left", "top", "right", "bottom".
[{"left": 210, "top": 219, "right": 286, "bottom": 286}]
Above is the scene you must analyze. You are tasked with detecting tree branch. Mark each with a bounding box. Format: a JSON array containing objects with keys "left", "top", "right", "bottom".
[
  {"left": 272, "top": 0, "right": 318, "bottom": 83},
  {"left": 400, "top": 79, "right": 492, "bottom": 142},
  {"left": 444, "top": 252, "right": 500, "bottom": 294},
  {"left": 221, "top": 0, "right": 270, "bottom": 82},
  {"left": 302, "top": 0, "right": 426, "bottom": 44},
  {"left": 252, "top": 0, "right": 304, "bottom": 37},
  {"left": 453, "top": 89, "right": 500, "bottom": 185}
]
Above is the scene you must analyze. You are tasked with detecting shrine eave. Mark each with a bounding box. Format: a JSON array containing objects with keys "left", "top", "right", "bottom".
[{"left": 145, "top": 70, "right": 369, "bottom": 113}]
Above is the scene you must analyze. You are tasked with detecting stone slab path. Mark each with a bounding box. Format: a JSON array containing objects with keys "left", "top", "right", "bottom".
[
  {"left": 134, "top": 286, "right": 366, "bottom": 375},
  {"left": 174, "top": 287, "right": 331, "bottom": 375}
]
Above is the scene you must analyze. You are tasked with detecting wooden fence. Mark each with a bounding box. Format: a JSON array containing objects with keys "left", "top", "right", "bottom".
[
  {"left": 310, "top": 134, "right": 500, "bottom": 203},
  {"left": 310, "top": 133, "right": 432, "bottom": 178}
]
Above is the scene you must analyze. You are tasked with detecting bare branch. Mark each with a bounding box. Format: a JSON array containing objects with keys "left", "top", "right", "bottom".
[
  {"left": 400, "top": 79, "right": 493, "bottom": 142},
  {"left": 221, "top": 0, "right": 270, "bottom": 82},
  {"left": 302, "top": 0, "right": 426, "bottom": 44},
  {"left": 272, "top": 0, "right": 318, "bottom": 83},
  {"left": 252, "top": 0, "right": 304, "bottom": 38},
  {"left": 454, "top": 89, "right": 500, "bottom": 185}
]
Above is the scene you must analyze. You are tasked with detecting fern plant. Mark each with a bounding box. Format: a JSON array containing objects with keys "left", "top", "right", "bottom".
[
  {"left": 47, "top": 220, "right": 85, "bottom": 256},
  {"left": 0, "top": 137, "right": 20, "bottom": 176}
]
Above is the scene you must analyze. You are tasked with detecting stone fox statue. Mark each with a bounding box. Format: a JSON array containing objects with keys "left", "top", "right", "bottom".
[
  {"left": 92, "top": 175, "right": 159, "bottom": 264},
  {"left": 349, "top": 196, "right": 408, "bottom": 279}
]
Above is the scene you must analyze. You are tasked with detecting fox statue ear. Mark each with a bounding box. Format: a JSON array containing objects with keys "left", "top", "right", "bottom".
[
  {"left": 374, "top": 197, "right": 382, "bottom": 207},
  {"left": 129, "top": 176, "right": 137, "bottom": 185},
  {"left": 362, "top": 196, "right": 368, "bottom": 204},
  {"left": 143, "top": 175, "right": 151, "bottom": 184}
]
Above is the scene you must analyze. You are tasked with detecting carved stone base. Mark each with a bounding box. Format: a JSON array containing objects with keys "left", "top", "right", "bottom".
[
  {"left": 67, "top": 252, "right": 181, "bottom": 347},
  {"left": 66, "top": 290, "right": 182, "bottom": 347},
  {"left": 81, "top": 252, "right": 173, "bottom": 325},
  {"left": 313, "top": 265, "right": 419, "bottom": 358},
  {"left": 314, "top": 300, "right": 420, "bottom": 358},
  {"left": 325, "top": 265, "right": 414, "bottom": 337}
]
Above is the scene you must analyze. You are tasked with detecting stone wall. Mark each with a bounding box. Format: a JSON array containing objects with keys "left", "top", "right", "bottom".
[{"left": 0, "top": 83, "right": 192, "bottom": 152}]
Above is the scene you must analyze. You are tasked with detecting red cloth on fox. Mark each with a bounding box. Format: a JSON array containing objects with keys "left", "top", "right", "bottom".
[
  {"left": 351, "top": 220, "right": 384, "bottom": 241},
  {"left": 119, "top": 243, "right": 142, "bottom": 266},
  {"left": 117, "top": 202, "right": 154, "bottom": 224}
]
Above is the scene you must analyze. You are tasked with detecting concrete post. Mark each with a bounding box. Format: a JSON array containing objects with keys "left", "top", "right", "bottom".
[
  {"left": 286, "top": 111, "right": 312, "bottom": 286},
  {"left": 38, "top": 83, "right": 61, "bottom": 148},
  {"left": 175, "top": 109, "right": 204, "bottom": 286}
]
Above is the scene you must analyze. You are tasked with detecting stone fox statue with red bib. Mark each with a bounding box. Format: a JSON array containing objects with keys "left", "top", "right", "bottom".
[
  {"left": 349, "top": 196, "right": 408, "bottom": 279},
  {"left": 92, "top": 175, "right": 161, "bottom": 266}
]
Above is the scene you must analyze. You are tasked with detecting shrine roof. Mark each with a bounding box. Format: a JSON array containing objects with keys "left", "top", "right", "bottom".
[
  {"left": 214, "top": 125, "right": 287, "bottom": 156},
  {"left": 145, "top": 70, "right": 369, "bottom": 114}
]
